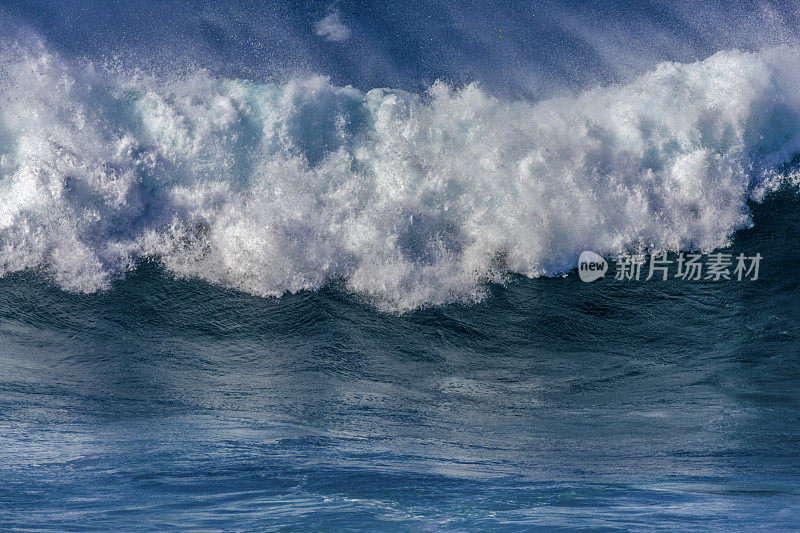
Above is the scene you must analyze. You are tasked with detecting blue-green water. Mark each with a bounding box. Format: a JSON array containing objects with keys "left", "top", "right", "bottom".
[
  {"left": 3, "top": 1, "right": 800, "bottom": 529},
  {"left": 1, "top": 192, "right": 798, "bottom": 530}
]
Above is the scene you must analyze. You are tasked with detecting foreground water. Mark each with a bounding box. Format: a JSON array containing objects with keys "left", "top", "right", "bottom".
[
  {"left": 3, "top": 0, "right": 800, "bottom": 529},
  {"left": 0, "top": 191, "right": 797, "bottom": 531}
]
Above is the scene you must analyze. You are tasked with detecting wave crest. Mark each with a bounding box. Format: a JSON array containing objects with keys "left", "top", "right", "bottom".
[{"left": 2, "top": 42, "right": 800, "bottom": 309}]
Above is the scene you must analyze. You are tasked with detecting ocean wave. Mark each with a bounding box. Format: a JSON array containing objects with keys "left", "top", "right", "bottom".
[{"left": 2, "top": 40, "right": 800, "bottom": 310}]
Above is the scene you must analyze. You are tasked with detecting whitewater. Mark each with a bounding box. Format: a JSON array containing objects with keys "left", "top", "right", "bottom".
[{"left": 2, "top": 40, "right": 800, "bottom": 310}]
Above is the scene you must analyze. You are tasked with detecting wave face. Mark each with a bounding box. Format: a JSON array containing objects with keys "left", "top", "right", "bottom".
[{"left": 2, "top": 41, "right": 800, "bottom": 309}]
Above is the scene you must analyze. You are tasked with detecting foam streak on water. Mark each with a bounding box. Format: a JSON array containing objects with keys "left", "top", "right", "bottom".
[{"left": 2, "top": 41, "right": 800, "bottom": 309}]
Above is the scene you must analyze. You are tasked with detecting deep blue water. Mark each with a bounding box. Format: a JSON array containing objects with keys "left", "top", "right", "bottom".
[
  {"left": 1, "top": 192, "right": 798, "bottom": 530},
  {"left": 2, "top": 0, "right": 800, "bottom": 530}
]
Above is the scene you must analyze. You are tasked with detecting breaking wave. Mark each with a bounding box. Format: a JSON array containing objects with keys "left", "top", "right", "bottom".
[{"left": 2, "top": 39, "right": 800, "bottom": 310}]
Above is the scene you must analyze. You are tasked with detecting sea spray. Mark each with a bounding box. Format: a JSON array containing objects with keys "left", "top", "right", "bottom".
[{"left": 2, "top": 41, "right": 800, "bottom": 310}]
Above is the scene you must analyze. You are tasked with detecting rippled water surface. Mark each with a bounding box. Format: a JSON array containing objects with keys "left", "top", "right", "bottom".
[{"left": 1, "top": 194, "right": 799, "bottom": 530}]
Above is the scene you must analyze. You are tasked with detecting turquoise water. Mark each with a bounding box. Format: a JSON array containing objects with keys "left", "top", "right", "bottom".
[
  {"left": 3, "top": 1, "right": 800, "bottom": 529},
  {"left": 1, "top": 192, "right": 798, "bottom": 530}
]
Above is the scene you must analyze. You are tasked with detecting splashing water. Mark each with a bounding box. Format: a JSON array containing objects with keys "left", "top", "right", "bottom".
[{"left": 2, "top": 41, "right": 800, "bottom": 310}]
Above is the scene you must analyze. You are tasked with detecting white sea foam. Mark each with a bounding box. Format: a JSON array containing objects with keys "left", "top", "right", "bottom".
[{"left": 1, "top": 40, "right": 800, "bottom": 309}]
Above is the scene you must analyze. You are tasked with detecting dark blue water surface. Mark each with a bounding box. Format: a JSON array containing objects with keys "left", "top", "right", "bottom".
[
  {"left": 1, "top": 191, "right": 799, "bottom": 531},
  {"left": 3, "top": 1, "right": 800, "bottom": 530}
]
